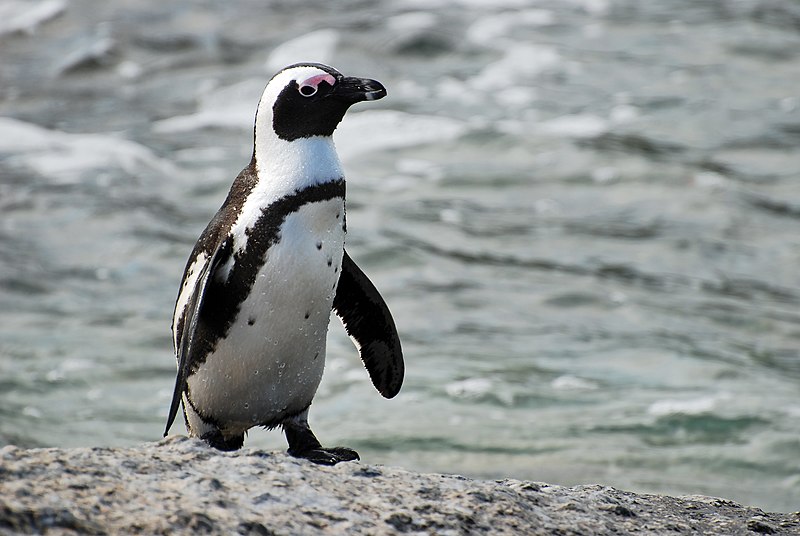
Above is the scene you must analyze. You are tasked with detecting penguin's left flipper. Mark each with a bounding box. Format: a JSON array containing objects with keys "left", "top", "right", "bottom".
[
  {"left": 333, "top": 250, "right": 404, "bottom": 398},
  {"left": 164, "top": 237, "right": 231, "bottom": 437}
]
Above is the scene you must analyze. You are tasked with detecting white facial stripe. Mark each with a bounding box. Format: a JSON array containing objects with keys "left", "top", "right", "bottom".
[{"left": 257, "top": 66, "right": 334, "bottom": 117}]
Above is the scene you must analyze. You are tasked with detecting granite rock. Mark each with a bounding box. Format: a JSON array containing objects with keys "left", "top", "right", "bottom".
[{"left": 0, "top": 437, "right": 797, "bottom": 535}]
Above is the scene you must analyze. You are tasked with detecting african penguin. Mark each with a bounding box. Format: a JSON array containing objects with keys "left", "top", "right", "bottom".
[{"left": 164, "top": 63, "right": 404, "bottom": 465}]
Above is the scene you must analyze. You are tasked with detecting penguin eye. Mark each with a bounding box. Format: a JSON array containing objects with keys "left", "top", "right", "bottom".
[
  {"left": 299, "top": 85, "right": 317, "bottom": 97},
  {"left": 296, "top": 74, "right": 336, "bottom": 98}
]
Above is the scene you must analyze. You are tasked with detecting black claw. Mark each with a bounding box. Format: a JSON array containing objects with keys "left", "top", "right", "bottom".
[
  {"left": 327, "top": 447, "right": 360, "bottom": 461},
  {"left": 289, "top": 446, "right": 360, "bottom": 466}
]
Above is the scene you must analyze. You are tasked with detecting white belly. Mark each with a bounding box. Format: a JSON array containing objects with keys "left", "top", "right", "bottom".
[{"left": 188, "top": 197, "right": 345, "bottom": 433}]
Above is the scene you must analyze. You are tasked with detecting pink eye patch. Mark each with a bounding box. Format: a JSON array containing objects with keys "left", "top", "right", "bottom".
[{"left": 298, "top": 74, "right": 337, "bottom": 96}]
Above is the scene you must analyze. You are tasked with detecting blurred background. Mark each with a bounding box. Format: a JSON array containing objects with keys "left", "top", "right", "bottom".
[{"left": 1, "top": 0, "right": 799, "bottom": 512}]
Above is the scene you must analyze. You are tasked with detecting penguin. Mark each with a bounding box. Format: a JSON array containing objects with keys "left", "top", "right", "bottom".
[{"left": 163, "top": 63, "right": 404, "bottom": 466}]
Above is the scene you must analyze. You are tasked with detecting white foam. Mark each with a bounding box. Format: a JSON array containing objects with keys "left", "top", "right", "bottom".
[
  {"left": 22, "top": 406, "right": 42, "bottom": 418},
  {"left": 171, "top": 146, "right": 231, "bottom": 164},
  {"left": 55, "top": 35, "right": 116, "bottom": 75},
  {"left": 466, "top": 9, "right": 555, "bottom": 46},
  {"left": 495, "top": 86, "right": 537, "bottom": 107},
  {"left": 399, "top": 0, "right": 531, "bottom": 8},
  {"left": 335, "top": 110, "right": 468, "bottom": 160},
  {"left": 445, "top": 378, "right": 493, "bottom": 398},
  {"left": 0, "top": 0, "right": 65, "bottom": 36},
  {"left": 591, "top": 167, "right": 618, "bottom": 184},
  {"left": 45, "top": 358, "right": 95, "bottom": 383},
  {"left": 152, "top": 106, "right": 252, "bottom": 134},
  {"left": 538, "top": 114, "right": 608, "bottom": 138},
  {"left": 265, "top": 29, "right": 340, "bottom": 74},
  {"left": 386, "top": 12, "right": 439, "bottom": 33},
  {"left": 395, "top": 158, "right": 441, "bottom": 177},
  {"left": 394, "top": 79, "right": 431, "bottom": 101},
  {"left": 116, "top": 60, "right": 143, "bottom": 80},
  {"left": 551, "top": 375, "right": 598, "bottom": 391},
  {"left": 470, "top": 44, "right": 560, "bottom": 91},
  {"left": 153, "top": 78, "right": 263, "bottom": 134},
  {"left": 435, "top": 77, "right": 483, "bottom": 106},
  {"left": 647, "top": 395, "right": 725, "bottom": 417},
  {"left": 439, "top": 208, "right": 462, "bottom": 224},
  {"left": 0, "top": 116, "right": 58, "bottom": 152},
  {"left": 610, "top": 104, "right": 639, "bottom": 123},
  {"left": 693, "top": 171, "right": 727, "bottom": 189},
  {"left": 780, "top": 97, "right": 798, "bottom": 113},
  {"left": 783, "top": 406, "right": 800, "bottom": 418},
  {"left": 0, "top": 116, "right": 176, "bottom": 182}
]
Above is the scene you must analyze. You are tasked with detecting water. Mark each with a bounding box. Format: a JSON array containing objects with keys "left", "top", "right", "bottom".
[{"left": 1, "top": 0, "right": 799, "bottom": 512}]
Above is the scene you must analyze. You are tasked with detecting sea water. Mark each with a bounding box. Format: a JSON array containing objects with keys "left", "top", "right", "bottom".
[{"left": 1, "top": 0, "right": 799, "bottom": 512}]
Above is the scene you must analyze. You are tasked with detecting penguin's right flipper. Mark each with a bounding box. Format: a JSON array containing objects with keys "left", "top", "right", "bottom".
[
  {"left": 333, "top": 250, "right": 404, "bottom": 398},
  {"left": 164, "top": 237, "right": 231, "bottom": 437}
]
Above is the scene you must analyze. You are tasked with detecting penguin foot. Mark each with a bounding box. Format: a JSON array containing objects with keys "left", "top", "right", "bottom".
[
  {"left": 288, "top": 446, "right": 360, "bottom": 466},
  {"left": 282, "top": 409, "right": 358, "bottom": 465},
  {"left": 201, "top": 430, "right": 244, "bottom": 451}
]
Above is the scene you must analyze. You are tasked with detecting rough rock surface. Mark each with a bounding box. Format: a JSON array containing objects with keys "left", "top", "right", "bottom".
[{"left": 0, "top": 437, "right": 797, "bottom": 535}]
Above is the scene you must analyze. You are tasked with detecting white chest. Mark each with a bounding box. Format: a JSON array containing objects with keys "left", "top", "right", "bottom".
[{"left": 188, "top": 197, "right": 346, "bottom": 431}]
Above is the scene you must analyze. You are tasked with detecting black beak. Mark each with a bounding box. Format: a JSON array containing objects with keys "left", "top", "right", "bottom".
[{"left": 333, "top": 76, "right": 387, "bottom": 103}]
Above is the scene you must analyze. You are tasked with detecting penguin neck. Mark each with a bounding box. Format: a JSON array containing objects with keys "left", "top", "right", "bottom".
[
  {"left": 222, "top": 130, "right": 346, "bottom": 278},
  {"left": 253, "top": 130, "right": 344, "bottom": 202}
]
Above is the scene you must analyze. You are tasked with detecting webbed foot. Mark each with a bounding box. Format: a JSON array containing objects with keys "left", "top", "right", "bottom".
[
  {"left": 283, "top": 409, "right": 359, "bottom": 466},
  {"left": 289, "top": 446, "right": 360, "bottom": 466}
]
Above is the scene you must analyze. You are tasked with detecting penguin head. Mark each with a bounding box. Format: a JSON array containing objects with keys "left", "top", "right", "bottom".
[{"left": 256, "top": 63, "right": 386, "bottom": 143}]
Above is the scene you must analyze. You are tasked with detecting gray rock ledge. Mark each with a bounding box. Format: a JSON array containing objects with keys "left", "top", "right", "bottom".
[{"left": 1, "top": 436, "right": 797, "bottom": 535}]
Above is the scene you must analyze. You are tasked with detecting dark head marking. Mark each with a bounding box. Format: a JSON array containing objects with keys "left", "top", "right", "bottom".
[{"left": 260, "top": 63, "right": 387, "bottom": 142}]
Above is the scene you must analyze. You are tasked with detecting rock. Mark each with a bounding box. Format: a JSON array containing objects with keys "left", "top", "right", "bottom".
[{"left": 0, "top": 437, "right": 797, "bottom": 535}]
